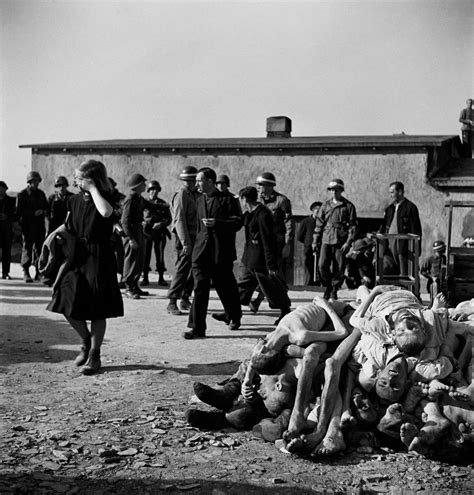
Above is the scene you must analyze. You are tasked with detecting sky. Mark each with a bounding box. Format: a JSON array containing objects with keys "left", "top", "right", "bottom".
[{"left": 1, "top": 0, "right": 472, "bottom": 190}]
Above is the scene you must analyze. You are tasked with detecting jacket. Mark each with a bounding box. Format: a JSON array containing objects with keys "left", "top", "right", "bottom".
[
  {"left": 242, "top": 203, "right": 278, "bottom": 272},
  {"left": 192, "top": 189, "right": 242, "bottom": 265},
  {"left": 16, "top": 187, "right": 48, "bottom": 230},
  {"left": 260, "top": 191, "right": 293, "bottom": 246},
  {"left": 47, "top": 191, "right": 73, "bottom": 233},
  {"left": 38, "top": 224, "right": 76, "bottom": 290},
  {"left": 0, "top": 194, "right": 16, "bottom": 226},
  {"left": 143, "top": 197, "right": 172, "bottom": 239},
  {"left": 379, "top": 198, "right": 422, "bottom": 255},
  {"left": 297, "top": 215, "right": 316, "bottom": 250},
  {"left": 314, "top": 197, "right": 357, "bottom": 246},
  {"left": 121, "top": 192, "right": 146, "bottom": 242},
  {"left": 170, "top": 185, "right": 198, "bottom": 249}
]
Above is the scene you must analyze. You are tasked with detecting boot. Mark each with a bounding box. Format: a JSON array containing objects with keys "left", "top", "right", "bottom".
[
  {"left": 158, "top": 273, "right": 168, "bottom": 286},
  {"left": 23, "top": 268, "right": 33, "bottom": 283},
  {"left": 74, "top": 337, "right": 91, "bottom": 367},
  {"left": 167, "top": 300, "right": 182, "bottom": 315},
  {"left": 141, "top": 273, "right": 149, "bottom": 286},
  {"left": 193, "top": 378, "right": 241, "bottom": 411},
  {"left": 186, "top": 409, "right": 228, "bottom": 429},
  {"left": 80, "top": 349, "right": 101, "bottom": 375},
  {"left": 249, "top": 294, "right": 264, "bottom": 314},
  {"left": 179, "top": 298, "right": 191, "bottom": 312}
]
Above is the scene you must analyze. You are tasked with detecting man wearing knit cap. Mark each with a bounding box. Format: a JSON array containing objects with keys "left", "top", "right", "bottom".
[
  {"left": 167, "top": 166, "right": 199, "bottom": 315},
  {"left": 297, "top": 201, "right": 322, "bottom": 286},
  {"left": 420, "top": 240, "right": 446, "bottom": 305},
  {"left": 312, "top": 179, "right": 357, "bottom": 300},
  {"left": 121, "top": 173, "right": 148, "bottom": 299},
  {"left": 16, "top": 171, "right": 48, "bottom": 282},
  {"left": 47, "top": 176, "right": 73, "bottom": 234},
  {"left": 0, "top": 181, "right": 16, "bottom": 279},
  {"left": 250, "top": 172, "right": 293, "bottom": 315}
]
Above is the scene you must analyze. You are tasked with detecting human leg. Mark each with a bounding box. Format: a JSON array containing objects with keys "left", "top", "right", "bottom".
[
  {"left": 237, "top": 264, "right": 259, "bottom": 306},
  {"left": 21, "top": 232, "right": 34, "bottom": 282},
  {"left": 156, "top": 236, "right": 167, "bottom": 285},
  {"left": 318, "top": 244, "right": 333, "bottom": 299},
  {"left": 80, "top": 319, "right": 106, "bottom": 375},
  {"left": 290, "top": 329, "right": 361, "bottom": 453},
  {"left": 186, "top": 262, "right": 211, "bottom": 337},
  {"left": 167, "top": 236, "right": 193, "bottom": 313},
  {"left": 142, "top": 237, "right": 153, "bottom": 285},
  {"left": 212, "top": 262, "right": 242, "bottom": 326},
  {"left": 65, "top": 316, "right": 91, "bottom": 367},
  {"left": 285, "top": 342, "right": 327, "bottom": 438},
  {"left": 1, "top": 227, "right": 12, "bottom": 277}
]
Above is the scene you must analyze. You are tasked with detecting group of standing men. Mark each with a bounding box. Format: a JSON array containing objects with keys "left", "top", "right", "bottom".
[
  {"left": 1, "top": 166, "right": 422, "bottom": 335},
  {"left": 162, "top": 167, "right": 293, "bottom": 340}
]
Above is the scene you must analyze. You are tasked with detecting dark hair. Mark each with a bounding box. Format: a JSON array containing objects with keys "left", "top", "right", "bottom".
[
  {"left": 77, "top": 160, "right": 112, "bottom": 193},
  {"left": 198, "top": 167, "right": 216, "bottom": 183},
  {"left": 250, "top": 349, "right": 286, "bottom": 375},
  {"left": 389, "top": 181, "right": 404, "bottom": 193},
  {"left": 239, "top": 186, "right": 258, "bottom": 202},
  {"left": 394, "top": 332, "right": 426, "bottom": 356}
]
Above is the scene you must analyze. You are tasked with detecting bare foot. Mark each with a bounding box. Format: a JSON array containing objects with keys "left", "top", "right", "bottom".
[
  {"left": 400, "top": 422, "right": 418, "bottom": 447},
  {"left": 378, "top": 403, "right": 405, "bottom": 438},
  {"left": 458, "top": 422, "right": 474, "bottom": 442},
  {"left": 403, "top": 384, "right": 426, "bottom": 413},
  {"left": 295, "top": 429, "right": 326, "bottom": 453},
  {"left": 284, "top": 435, "right": 308, "bottom": 454},
  {"left": 340, "top": 409, "right": 357, "bottom": 429},
  {"left": 312, "top": 429, "right": 346, "bottom": 456},
  {"left": 285, "top": 412, "right": 309, "bottom": 439}
]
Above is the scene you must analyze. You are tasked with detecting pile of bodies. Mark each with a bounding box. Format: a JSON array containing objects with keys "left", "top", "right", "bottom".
[{"left": 186, "top": 286, "right": 474, "bottom": 463}]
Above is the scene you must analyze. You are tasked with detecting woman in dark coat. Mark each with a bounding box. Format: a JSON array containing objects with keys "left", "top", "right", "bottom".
[{"left": 47, "top": 160, "right": 123, "bottom": 375}]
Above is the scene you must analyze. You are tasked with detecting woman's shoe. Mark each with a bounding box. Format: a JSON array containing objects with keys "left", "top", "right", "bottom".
[{"left": 80, "top": 350, "right": 101, "bottom": 375}]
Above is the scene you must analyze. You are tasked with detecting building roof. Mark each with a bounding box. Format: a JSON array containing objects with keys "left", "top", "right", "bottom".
[{"left": 20, "top": 135, "right": 457, "bottom": 154}]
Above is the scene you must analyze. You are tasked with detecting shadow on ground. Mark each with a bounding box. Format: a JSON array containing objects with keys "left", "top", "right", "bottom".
[
  {"left": 1, "top": 315, "right": 79, "bottom": 367},
  {"left": 102, "top": 360, "right": 241, "bottom": 376},
  {"left": 0, "top": 473, "right": 317, "bottom": 494}
]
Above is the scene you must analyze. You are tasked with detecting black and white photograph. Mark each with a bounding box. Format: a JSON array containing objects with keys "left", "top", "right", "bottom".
[{"left": 1, "top": 0, "right": 473, "bottom": 493}]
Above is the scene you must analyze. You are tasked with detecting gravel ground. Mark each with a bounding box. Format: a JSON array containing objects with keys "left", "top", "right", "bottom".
[{"left": 1, "top": 263, "right": 473, "bottom": 494}]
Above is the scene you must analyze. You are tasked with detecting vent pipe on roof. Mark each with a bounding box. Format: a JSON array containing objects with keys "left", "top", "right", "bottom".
[{"left": 266, "top": 116, "right": 292, "bottom": 138}]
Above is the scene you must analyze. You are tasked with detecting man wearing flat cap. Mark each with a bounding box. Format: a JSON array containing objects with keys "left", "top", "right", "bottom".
[
  {"left": 16, "top": 171, "right": 48, "bottom": 282},
  {"left": 312, "top": 178, "right": 357, "bottom": 300},
  {"left": 47, "top": 176, "right": 73, "bottom": 234},
  {"left": 141, "top": 180, "right": 171, "bottom": 287},
  {"left": 121, "top": 173, "right": 148, "bottom": 299},
  {"left": 0, "top": 181, "right": 16, "bottom": 279},
  {"left": 250, "top": 172, "right": 293, "bottom": 315}
]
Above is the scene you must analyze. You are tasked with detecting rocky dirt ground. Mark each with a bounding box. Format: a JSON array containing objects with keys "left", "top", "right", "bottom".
[{"left": 1, "top": 263, "right": 473, "bottom": 494}]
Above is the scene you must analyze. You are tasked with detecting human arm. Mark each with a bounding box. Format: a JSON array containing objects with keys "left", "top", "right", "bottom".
[
  {"left": 459, "top": 109, "right": 474, "bottom": 126},
  {"left": 75, "top": 177, "right": 113, "bottom": 218},
  {"left": 312, "top": 204, "right": 326, "bottom": 252},
  {"left": 173, "top": 191, "right": 193, "bottom": 252},
  {"left": 281, "top": 196, "right": 294, "bottom": 248}
]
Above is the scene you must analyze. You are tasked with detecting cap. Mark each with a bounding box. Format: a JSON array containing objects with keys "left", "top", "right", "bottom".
[
  {"left": 0, "top": 181, "right": 8, "bottom": 190},
  {"left": 127, "top": 173, "right": 147, "bottom": 189},
  {"left": 55, "top": 176, "right": 69, "bottom": 187},
  {"left": 147, "top": 180, "right": 161, "bottom": 191},
  {"left": 27, "top": 171, "right": 42, "bottom": 183},
  {"left": 179, "top": 166, "right": 198, "bottom": 181},
  {"left": 216, "top": 174, "right": 230, "bottom": 186},
  {"left": 256, "top": 172, "right": 276, "bottom": 186},
  {"left": 310, "top": 201, "right": 322, "bottom": 211},
  {"left": 327, "top": 179, "right": 344, "bottom": 191},
  {"left": 432, "top": 240, "right": 446, "bottom": 251}
]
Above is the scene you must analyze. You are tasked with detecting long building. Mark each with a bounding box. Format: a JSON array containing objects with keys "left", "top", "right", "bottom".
[{"left": 20, "top": 117, "right": 474, "bottom": 285}]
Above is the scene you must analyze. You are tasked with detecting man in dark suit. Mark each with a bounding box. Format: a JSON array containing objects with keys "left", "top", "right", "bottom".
[
  {"left": 184, "top": 167, "right": 242, "bottom": 340},
  {"left": 297, "top": 201, "right": 321, "bottom": 286},
  {"left": 0, "top": 181, "right": 16, "bottom": 279},
  {"left": 233, "top": 186, "right": 291, "bottom": 325},
  {"left": 379, "top": 181, "right": 422, "bottom": 277}
]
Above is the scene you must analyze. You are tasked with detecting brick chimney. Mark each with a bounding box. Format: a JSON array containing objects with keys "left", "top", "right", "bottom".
[{"left": 266, "top": 116, "right": 292, "bottom": 138}]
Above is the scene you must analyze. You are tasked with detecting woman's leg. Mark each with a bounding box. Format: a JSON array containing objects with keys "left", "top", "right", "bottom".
[
  {"left": 79, "top": 319, "right": 106, "bottom": 375},
  {"left": 65, "top": 317, "right": 91, "bottom": 367}
]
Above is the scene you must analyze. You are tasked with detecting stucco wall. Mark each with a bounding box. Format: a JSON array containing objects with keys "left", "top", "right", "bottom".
[{"left": 31, "top": 151, "right": 474, "bottom": 280}]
